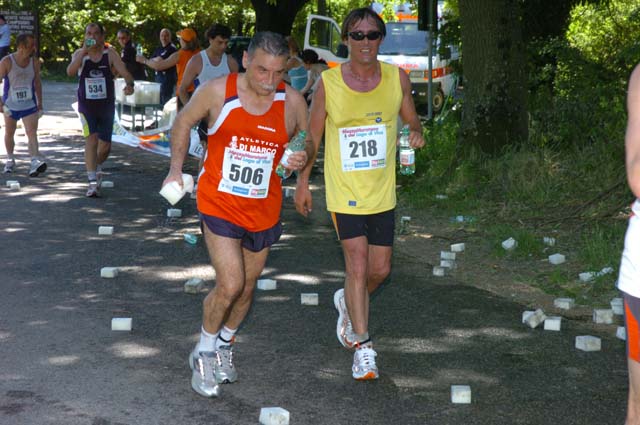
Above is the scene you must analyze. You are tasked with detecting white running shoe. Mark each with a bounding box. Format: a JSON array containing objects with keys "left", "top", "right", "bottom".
[
  {"left": 334, "top": 288, "right": 356, "bottom": 349},
  {"left": 3, "top": 158, "right": 15, "bottom": 173},
  {"left": 85, "top": 181, "right": 99, "bottom": 198},
  {"left": 352, "top": 345, "right": 379, "bottom": 381},
  {"left": 189, "top": 343, "right": 237, "bottom": 384},
  {"left": 29, "top": 157, "right": 47, "bottom": 177},
  {"left": 189, "top": 350, "right": 222, "bottom": 398},
  {"left": 215, "top": 343, "right": 238, "bottom": 384}
]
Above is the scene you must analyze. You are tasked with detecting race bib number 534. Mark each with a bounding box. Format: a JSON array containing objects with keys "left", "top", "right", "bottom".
[
  {"left": 339, "top": 124, "right": 387, "bottom": 172},
  {"left": 218, "top": 147, "right": 273, "bottom": 198},
  {"left": 84, "top": 77, "right": 107, "bottom": 100}
]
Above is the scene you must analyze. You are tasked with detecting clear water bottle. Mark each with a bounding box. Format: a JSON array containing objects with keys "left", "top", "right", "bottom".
[
  {"left": 276, "top": 130, "right": 307, "bottom": 178},
  {"left": 136, "top": 43, "right": 143, "bottom": 56},
  {"left": 398, "top": 125, "right": 415, "bottom": 175}
]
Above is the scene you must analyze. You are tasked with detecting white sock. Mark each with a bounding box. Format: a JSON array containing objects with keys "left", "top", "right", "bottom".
[
  {"left": 216, "top": 326, "right": 237, "bottom": 349},
  {"left": 198, "top": 326, "right": 218, "bottom": 352},
  {"left": 355, "top": 332, "right": 371, "bottom": 348}
]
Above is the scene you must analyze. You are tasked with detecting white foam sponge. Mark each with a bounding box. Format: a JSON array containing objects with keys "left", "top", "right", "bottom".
[
  {"left": 111, "top": 318, "right": 132, "bottom": 331},
  {"left": 98, "top": 226, "right": 114, "bottom": 235},
  {"left": 549, "top": 253, "right": 566, "bottom": 265},
  {"left": 611, "top": 298, "right": 623, "bottom": 315},
  {"left": 184, "top": 278, "right": 204, "bottom": 294},
  {"left": 257, "top": 279, "right": 277, "bottom": 290},
  {"left": 617, "top": 326, "right": 626, "bottom": 341},
  {"left": 575, "top": 335, "right": 601, "bottom": 352},
  {"left": 100, "top": 267, "right": 119, "bottom": 278},
  {"left": 501, "top": 237, "right": 517, "bottom": 251},
  {"left": 544, "top": 316, "right": 562, "bottom": 331},
  {"left": 450, "top": 243, "right": 465, "bottom": 252},
  {"left": 301, "top": 293, "right": 318, "bottom": 305},
  {"left": 553, "top": 298, "right": 575, "bottom": 310},
  {"left": 524, "top": 309, "right": 546, "bottom": 329},
  {"left": 441, "top": 251, "right": 456, "bottom": 260},
  {"left": 592, "top": 309, "right": 614, "bottom": 324},
  {"left": 451, "top": 385, "right": 471, "bottom": 404},
  {"left": 259, "top": 407, "right": 290, "bottom": 425}
]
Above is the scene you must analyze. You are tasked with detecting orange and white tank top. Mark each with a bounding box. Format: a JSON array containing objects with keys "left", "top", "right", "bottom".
[{"left": 197, "top": 73, "right": 288, "bottom": 232}]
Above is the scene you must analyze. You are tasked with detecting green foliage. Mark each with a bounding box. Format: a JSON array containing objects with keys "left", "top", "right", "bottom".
[
  {"left": 577, "top": 223, "right": 626, "bottom": 272},
  {"left": 526, "top": 0, "right": 637, "bottom": 150},
  {"left": 566, "top": 0, "right": 640, "bottom": 71},
  {"left": 488, "top": 224, "right": 545, "bottom": 260}
]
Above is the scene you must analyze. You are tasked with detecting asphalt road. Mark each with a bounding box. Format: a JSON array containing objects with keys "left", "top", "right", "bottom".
[{"left": 0, "top": 81, "right": 629, "bottom": 424}]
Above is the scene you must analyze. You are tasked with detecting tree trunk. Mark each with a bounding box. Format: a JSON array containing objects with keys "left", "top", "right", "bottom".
[
  {"left": 459, "top": 0, "right": 528, "bottom": 155},
  {"left": 251, "top": 0, "right": 310, "bottom": 35},
  {"left": 317, "top": 0, "right": 327, "bottom": 15}
]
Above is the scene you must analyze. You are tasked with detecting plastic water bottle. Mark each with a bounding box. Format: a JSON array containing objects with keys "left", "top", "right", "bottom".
[
  {"left": 276, "top": 130, "right": 307, "bottom": 178},
  {"left": 136, "top": 43, "right": 143, "bottom": 56},
  {"left": 398, "top": 125, "right": 415, "bottom": 175}
]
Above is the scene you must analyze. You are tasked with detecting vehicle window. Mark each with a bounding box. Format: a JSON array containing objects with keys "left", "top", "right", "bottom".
[
  {"left": 379, "top": 23, "right": 429, "bottom": 56},
  {"left": 309, "top": 19, "right": 343, "bottom": 56}
]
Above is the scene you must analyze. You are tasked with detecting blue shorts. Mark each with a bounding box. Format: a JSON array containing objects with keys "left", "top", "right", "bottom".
[
  {"left": 79, "top": 110, "right": 115, "bottom": 142},
  {"left": 200, "top": 213, "right": 282, "bottom": 252},
  {"left": 331, "top": 209, "right": 395, "bottom": 246},
  {"left": 7, "top": 106, "right": 38, "bottom": 121}
]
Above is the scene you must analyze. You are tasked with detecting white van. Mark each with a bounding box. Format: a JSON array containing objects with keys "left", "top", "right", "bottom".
[{"left": 303, "top": 11, "right": 458, "bottom": 114}]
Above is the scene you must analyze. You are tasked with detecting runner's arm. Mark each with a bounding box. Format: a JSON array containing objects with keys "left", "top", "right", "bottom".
[
  {"left": 140, "top": 50, "right": 179, "bottom": 71},
  {"left": 295, "top": 77, "right": 327, "bottom": 217},
  {"left": 33, "top": 57, "right": 43, "bottom": 111},
  {"left": 66, "top": 48, "right": 87, "bottom": 77},
  {"left": 0, "top": 57, "right": 8, "bottom": 109},
  {"left": 283, "top": 84, "right": 311, "bottom": 169},
  {"left": 398, "top": 68, "right": 425, "bottom": 149},
  {"left": 165, "top": 77, "right": 224, "bottom": 186},
  {"left": 178, "top": 54, "right": 200, "bottom": 106},
  {"left": 109, "top": 48, "right": 135, "bottom": 95},
  {"left": 626, "top": 64, "right": 640, "bottom": 198}
]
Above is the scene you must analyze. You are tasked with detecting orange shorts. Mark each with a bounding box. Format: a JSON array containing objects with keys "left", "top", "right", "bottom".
[{"left": 625, "top": 293, "right": 640, "bottom": 362}]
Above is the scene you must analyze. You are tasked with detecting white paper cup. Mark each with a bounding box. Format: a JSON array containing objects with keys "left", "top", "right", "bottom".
[
  {"left": 181, "top": 173, "right": 194, "bottom": 193},
  {"left": 160, "top": 174, "right": 195, "bottom": 205},
  {"left": 159, "top": 181, "right": 184, "bottom": 205}
]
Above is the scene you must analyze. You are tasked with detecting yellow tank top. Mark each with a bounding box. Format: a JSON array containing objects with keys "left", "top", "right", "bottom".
[{"left": 323, "top": 62, "right": 402, "bottom": 214}]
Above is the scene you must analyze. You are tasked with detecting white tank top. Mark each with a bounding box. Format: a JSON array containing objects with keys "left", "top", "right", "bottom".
[
  {"left": 2, "top": 54, "right": 36, "bottom": 111},
  {"left": 194, "top": 51, "right": 230, "bottom": 87}
]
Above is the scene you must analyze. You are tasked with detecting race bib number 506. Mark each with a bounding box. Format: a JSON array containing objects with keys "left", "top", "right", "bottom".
[
  {"left": 339, "top": 124, "right": 387, "bottom": 172},
  {"left": 218, "top": 147, "right": 273, "bottom": 198}
]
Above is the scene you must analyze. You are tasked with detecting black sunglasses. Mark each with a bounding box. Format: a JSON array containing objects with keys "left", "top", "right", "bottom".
[{"left": 347, "top": 31, "right": 383, "bottom": 41}]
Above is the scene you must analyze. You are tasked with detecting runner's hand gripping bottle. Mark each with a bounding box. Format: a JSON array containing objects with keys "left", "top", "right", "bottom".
[
  {"left": 276, "top": 130, "right": 307, "bottom": 178},
  {"left": 398, "top": 125, "right": 415, "bottom": 176}
]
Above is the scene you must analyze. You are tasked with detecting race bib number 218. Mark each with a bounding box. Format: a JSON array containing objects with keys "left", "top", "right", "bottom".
[{"left": 339, "top": 124, "right": 387, "bottom": 172}]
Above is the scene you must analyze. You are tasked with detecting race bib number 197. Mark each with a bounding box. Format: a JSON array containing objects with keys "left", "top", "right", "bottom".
[
  {"left": 339, "top": 124, "right": 387, "bottom": 172},
  {"left": 10, "top": 86, "right": 32, "bottom": 104}
]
